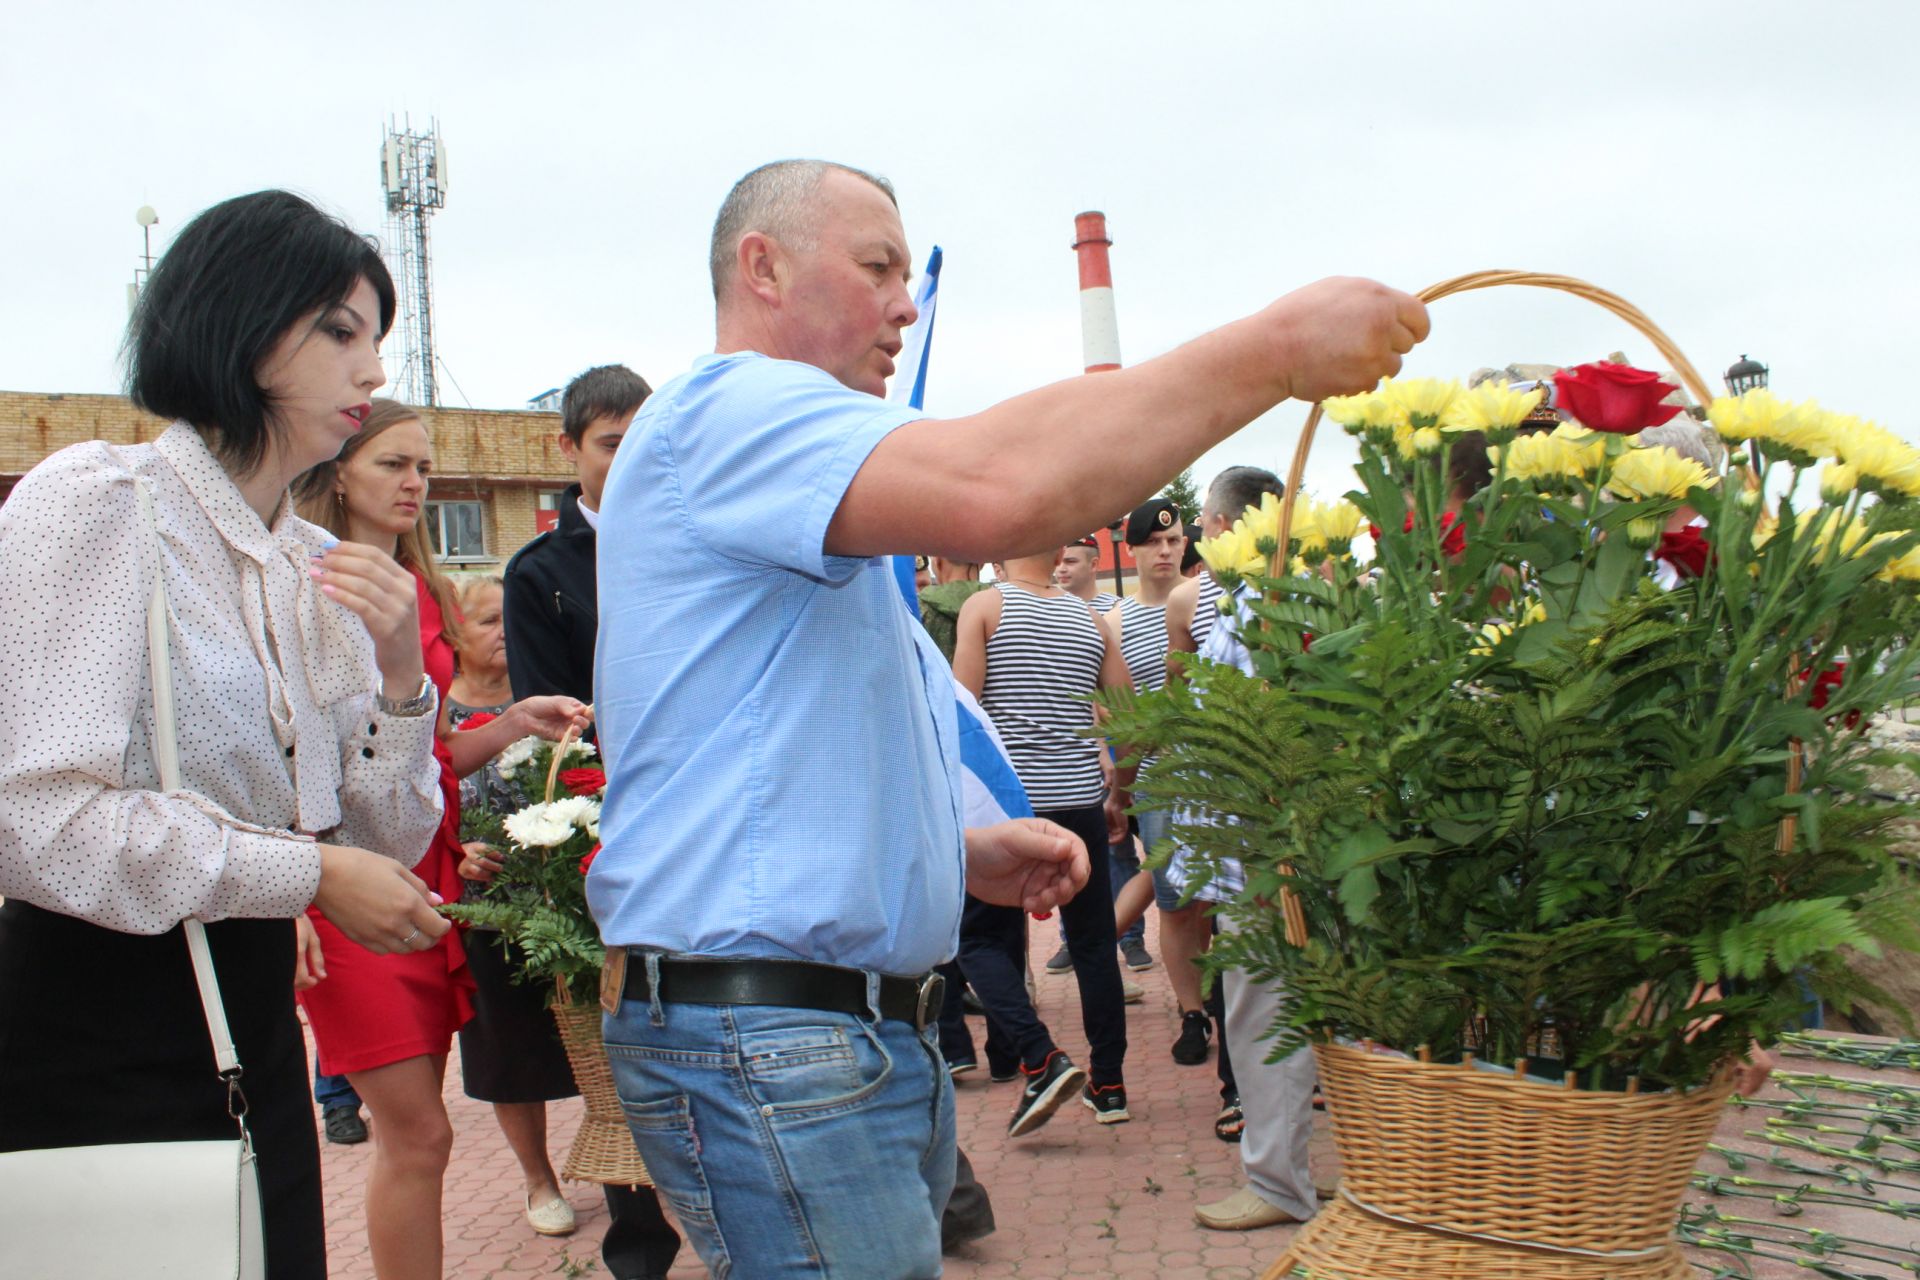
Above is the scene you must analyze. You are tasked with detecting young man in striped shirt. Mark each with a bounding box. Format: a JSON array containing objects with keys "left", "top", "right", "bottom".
[{"left": 953, "top": 548, "right": 1137, "bottom": 1129}]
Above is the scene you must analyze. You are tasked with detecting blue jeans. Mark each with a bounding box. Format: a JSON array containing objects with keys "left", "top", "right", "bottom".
[
  {"left": 604, "top": 969, "right": 956, "bottom": 1279},
  {"left": 312, "top": 1069, "right": 359, "bottom": 1111}
]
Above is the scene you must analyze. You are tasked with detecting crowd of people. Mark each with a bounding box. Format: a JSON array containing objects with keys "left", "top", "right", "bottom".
[{"left": 0, "top": 159, "right": 1428, "bottom": 1277}]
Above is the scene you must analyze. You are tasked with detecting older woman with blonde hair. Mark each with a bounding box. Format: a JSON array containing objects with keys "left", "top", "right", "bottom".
[{"left": 292, "top": 402, "right": 590, "bottom": 1279}]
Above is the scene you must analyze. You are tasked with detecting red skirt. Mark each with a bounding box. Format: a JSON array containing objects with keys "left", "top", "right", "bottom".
[{"left": 300, "top": 746, "right": 475, "bottom": 1076}]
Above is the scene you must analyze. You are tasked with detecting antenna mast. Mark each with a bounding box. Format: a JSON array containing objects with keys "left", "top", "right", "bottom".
[{"left": 380, "top": 118, "right": 448, "bottom": 406}]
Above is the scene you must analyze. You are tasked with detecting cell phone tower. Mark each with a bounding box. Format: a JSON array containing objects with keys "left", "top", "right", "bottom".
[{"left": 380, "top": 119, "right": 448, "bottom": 406}]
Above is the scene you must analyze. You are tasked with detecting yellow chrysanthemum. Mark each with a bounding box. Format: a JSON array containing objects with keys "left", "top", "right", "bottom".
[
  {"left": 1878, "top": 543, "right": 1920, "bottom": 583},
  {"left": 1819, "top": 463, "right": 1860, "bottom": 503},
  {"left": 1549, "top": 423, "right": 1608, "bottom": 472},
  {"left": 1290, "top": 497, "right": 1328, "bottom": 553},
  {"left": 1813, "top": 509, "right": 1871, "bottom": 560},
  {"left": 1322, "top": 391, "right": 1407, "bottom": 435},
  {"left": 1832, "top": 419, "right": 1920, "bottom": 499},
  {"left": 1240, "top": 491, "right": 1283, "bottom": 551},
  {"left": 1520, "top": 600, "right": 1548, "bottom": 625},
  {"left": 1380, "top": 377, "right": 1460, "bottom": 427},
  {"left": 1197, "top": 527, "right": 1266, "bottom": 580},
  {"left": 1413, "top": 426, "right": 1444, "bottom": 456},
  {"left": 1441, "top": 382, "right": 1545, "bottom": 434},
  {"left": 1316, "top": 499, "right": 1365, "bottom": 554},
  {"left": 1707, "top": 389, "right": 1792, "bottom": 444},
  {"left": 1751, "top": 511, "right": 1781, "bottom": 550},
  {"left": 1501, "top": 433, "right": 1574, "bottom": 484},
  {"left": 1606, "top": 445, "right": 1714, "bottom": 502}
]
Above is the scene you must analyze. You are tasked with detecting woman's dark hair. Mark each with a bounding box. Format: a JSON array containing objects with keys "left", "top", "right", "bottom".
[
  {"left": 1445, "top": 431, "right": 1494, "bottom": 502},
  {"left": 125, "top": 190, "right": 396, "bottom": 476}
]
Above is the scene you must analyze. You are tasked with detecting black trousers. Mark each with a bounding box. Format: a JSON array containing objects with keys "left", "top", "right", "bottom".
[
  {"left": 958, "top": 803, "right": 1128, "bottom": 1086},
  {"left": 0, "top": 900, "right": 325, "bottom": 1279},
  {"left": 602, "top": 1181, "right": 681, "bottom": 1278}
]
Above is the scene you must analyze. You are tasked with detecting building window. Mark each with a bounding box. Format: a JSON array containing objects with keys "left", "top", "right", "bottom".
[
  {"left": 536, "top": 489, "right": 567, "bottom": 534},
  {"left": 427, "top": 500, "right": 487, "bottom": 561}
]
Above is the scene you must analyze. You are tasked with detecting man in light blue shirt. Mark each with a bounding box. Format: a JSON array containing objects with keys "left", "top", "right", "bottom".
[{"left": 594, "top": 157, "right": 1428, "bottom": 1277}]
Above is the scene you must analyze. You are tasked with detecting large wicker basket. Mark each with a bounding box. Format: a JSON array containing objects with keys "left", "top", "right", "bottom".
[
  {"left": 550, "top": 996, "right": 652, "bottom": 1187},
  {"left": 1259, "top": 273, "right": 1743, "bottom": 1277},
  {"left": 1265, "top": 1043, "right": 1733, "bottom": 1279}
]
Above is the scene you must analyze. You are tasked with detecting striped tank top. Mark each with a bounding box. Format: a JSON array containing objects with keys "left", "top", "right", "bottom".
[
  {"left": 1190, "top": 571, "right": 1225, "bottom": 654},
  {"left": 979, "top": 583, "right": 1108, "bottom": 810},
  {"left": 1117, "top": 595, "right": 1171, "bottom": 693}
]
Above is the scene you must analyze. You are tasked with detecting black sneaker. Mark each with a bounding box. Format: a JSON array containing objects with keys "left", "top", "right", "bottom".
[
  {"left": 1007, "top": 1050, "right": 1087, "bottom": 1137},
  {"left": 323, "top": 1106, "right": 368, "bottom": 1145},
  {"left": 947, "top": 1054, "right": 978, "bottom": 1079},
  {"left": 1120, "top": 939, "right": 1155, "bottom": 971},
  {"left": 1044, "top": 944, "right": 1073, "bottom": 974},
  {"left": 1171, "top": 1009, "right": 1212, "bottom": 1065},
  {"left": 1082, "top": 1082, "right": 1131, "bottom": 1124},
  {"left": 961, "top": 988, "right": 986, "bottom": 1016}
]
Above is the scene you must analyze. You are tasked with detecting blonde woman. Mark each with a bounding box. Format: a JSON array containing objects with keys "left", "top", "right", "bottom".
[{"left": 292, "top": 403, "right": 589, "bottom": 1280}]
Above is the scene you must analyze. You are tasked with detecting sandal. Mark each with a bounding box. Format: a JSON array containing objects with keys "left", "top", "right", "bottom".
[{"left": 1214, "top": 1093, "right": 1244, "bottom": 1143}]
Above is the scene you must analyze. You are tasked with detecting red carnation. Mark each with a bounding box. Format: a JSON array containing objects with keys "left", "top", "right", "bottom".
[
  {"left": 1808, "top": 663, "right": 1863, "bottom": 729},
  {"left": 457, "top": 711, "right": 497, "bottom": 731},
  {"left": 558, "top": 767, "right": 607, "bottom": 798},
  {"left": 1367, "top": 511, "right": 1466, "bottom": 560},
  {"left": 1552, "top": 362, "right": 1684, "bottom": 436},
  {"left": 1656, "top": 526, "right": 1711, "bottom": 580},
  {"left": 579, "top": 843, "right": 601, "bottom": 876}
]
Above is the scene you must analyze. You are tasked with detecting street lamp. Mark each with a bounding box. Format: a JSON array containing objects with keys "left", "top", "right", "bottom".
[
  {"left": 1725, "top": 354, "right": 1769, "bottom": 396},
  {"left": 1105, "top": 518, "right": 1126, "bottom": 597}
]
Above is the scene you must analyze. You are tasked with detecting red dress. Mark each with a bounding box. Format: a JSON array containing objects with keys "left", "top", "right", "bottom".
[{"left": 299, "top": 575, "right": 476, "bottom": 1075}]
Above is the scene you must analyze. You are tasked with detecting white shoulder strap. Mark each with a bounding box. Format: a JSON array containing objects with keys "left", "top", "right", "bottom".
[{"left": 135, "top": 480, "right": 244, "bottom": 1085}]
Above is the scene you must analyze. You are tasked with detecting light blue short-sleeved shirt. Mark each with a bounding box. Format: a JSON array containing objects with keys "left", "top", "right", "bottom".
[{"left": 589, "top": 352, "right": 968, "bottom": 975}]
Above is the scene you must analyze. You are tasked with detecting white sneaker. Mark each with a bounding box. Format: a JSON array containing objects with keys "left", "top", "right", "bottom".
[
  {"left": 525, "top": 1193, "right": 577, "bottom": 1236},
  {"left": 1122, "top": 978, "right": 1144, "bottom": 1004}
]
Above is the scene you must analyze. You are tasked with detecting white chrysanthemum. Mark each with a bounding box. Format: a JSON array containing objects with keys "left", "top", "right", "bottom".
[
  {"left": 493, "top": 736, "right": 542, "bottom": 779},
  {"left": 545, "top": 795, "right": 600, "bottom": 831},
  {"left": 504, "top": 802, "right": 575, "bottom": 848}
]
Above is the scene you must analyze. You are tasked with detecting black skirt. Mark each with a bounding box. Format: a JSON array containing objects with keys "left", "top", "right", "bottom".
[
  {"left": 0, "top": 900, "right": 325, "bottom": 1280},
  {"left": 456, "top": 929, "right": 578, "bottom": 1103}
]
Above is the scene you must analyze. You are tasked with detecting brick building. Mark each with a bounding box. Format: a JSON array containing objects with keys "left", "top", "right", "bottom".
[{"left": 0, "top": 391, "right": 572, "bottom": 575}]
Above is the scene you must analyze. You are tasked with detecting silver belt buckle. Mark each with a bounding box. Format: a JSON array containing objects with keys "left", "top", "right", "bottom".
[{"left": 914, "top": 972, "right": 945, "bottom": 1030}]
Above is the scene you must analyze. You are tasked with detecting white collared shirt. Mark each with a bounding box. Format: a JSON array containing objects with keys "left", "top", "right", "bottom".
[{"left": 0, "top": 423, "right": 444, "bottom": 934}]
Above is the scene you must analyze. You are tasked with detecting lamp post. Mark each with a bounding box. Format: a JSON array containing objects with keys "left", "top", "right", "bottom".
[
  {"left": 1106, "top": 518, "right": 1126, "bottom": 597},
  {"left": 1725, "top": 354, "right": 1769, "bottom": 396}
]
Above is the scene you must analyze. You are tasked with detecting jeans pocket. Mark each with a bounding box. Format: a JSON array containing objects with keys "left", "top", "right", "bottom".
[
  {"left": 740, "top": 1020, "right": 893, "bottom": 1120},
  {"left": 619, "top": 1093, "right": 731, "bottom": 1277}
]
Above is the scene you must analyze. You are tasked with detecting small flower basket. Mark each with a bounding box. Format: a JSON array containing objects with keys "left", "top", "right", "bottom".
[
  {"left": 444, "top": 727, "right": 650, "bottom": 1187},
  {"left": 1098, "top": 272, "right": 1920, "bottom": 1280}
]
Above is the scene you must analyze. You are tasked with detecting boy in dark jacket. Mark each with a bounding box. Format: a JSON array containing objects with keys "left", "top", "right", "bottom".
[{"left": 503, "top": 365, "right": 679, "bottom": 1278}]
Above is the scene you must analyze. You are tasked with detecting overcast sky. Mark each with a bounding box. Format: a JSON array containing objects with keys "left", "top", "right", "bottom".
[{"left": 4, "top": 0, "right": 1914, "bottom": 504}]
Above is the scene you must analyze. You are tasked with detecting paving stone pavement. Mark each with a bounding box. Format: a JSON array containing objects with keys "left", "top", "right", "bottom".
[{"left": 319, "top": 912, "right": 1318, "bottom": 1278}]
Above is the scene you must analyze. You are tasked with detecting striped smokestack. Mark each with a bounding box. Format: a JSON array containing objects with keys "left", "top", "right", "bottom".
[{"left": 1073, "top": 211, "right": 1121, "bottom": 374}]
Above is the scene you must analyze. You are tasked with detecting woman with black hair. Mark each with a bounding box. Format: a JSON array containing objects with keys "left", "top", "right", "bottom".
[{"left": 0, "top": 190, "right": 451, "bottom": 1277}]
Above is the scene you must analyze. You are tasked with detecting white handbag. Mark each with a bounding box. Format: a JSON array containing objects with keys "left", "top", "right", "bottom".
[{"left": 0, "top": 479, "right": 266, "bottom": 1278}]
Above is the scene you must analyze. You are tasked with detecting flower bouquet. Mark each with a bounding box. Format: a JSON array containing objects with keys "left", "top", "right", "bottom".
[
  {"left": 1099, "top": 274, "right": 1920, "bottom": 1279},
  {"left": 444, "top": 731, "right": 647, "bottom": 1186},
  {"left": 444, "top": 732, "right": 605, "bottom": 1004}
]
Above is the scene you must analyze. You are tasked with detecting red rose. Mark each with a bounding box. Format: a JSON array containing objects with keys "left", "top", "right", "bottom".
[
  {"left": 1656, "top": 526, "right": 1711, "bottom": 580},
  {"left": 579, "top": 843, "right": 601, "bottom": 876},
  {"left": 558, "top": 767, "right": 607, "bottom": 798},
  {"left": 456, "top": 711, "right": 497, "bottom": 731},
  {"left": 1552, "top": 362, "right": 1684, "bottom": 435}
]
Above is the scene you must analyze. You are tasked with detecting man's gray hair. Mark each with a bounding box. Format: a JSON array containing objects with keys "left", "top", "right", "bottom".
[
  {"left": 1204, "top": 465, "right": 1285, "bottom": 522},
  {"left": 709, "top": 160, "right": 897, "bottom": 300}
]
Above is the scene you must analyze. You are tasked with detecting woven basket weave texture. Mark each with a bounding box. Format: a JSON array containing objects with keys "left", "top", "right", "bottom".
[
  {"left": 551, "top": 999, "right": 653, "bottom": 1187},
  {"left": 1263, "top": 1042, "right": 1731, "bottom": 1279}
]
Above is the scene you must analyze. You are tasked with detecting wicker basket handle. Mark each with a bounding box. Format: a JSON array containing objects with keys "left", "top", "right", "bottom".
[
  {"left": 1267, "top": 272, "right": 1717, "bottom": 949},
  {"left": 1273, "top": 270, "right": 1716, "bottom": 565},
  {"left": 543, "top": 715, "right": 588, "bottom": 805}
]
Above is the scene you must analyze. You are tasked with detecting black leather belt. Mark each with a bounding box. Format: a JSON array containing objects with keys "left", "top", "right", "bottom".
[{"left": 618, "top": 953, "right": 944, "bottom": 1030}]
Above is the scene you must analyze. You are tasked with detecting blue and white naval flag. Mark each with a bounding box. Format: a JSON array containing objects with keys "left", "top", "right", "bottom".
[{"left": 884, "top": 246, "right": 1034, "bottom": 827}]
